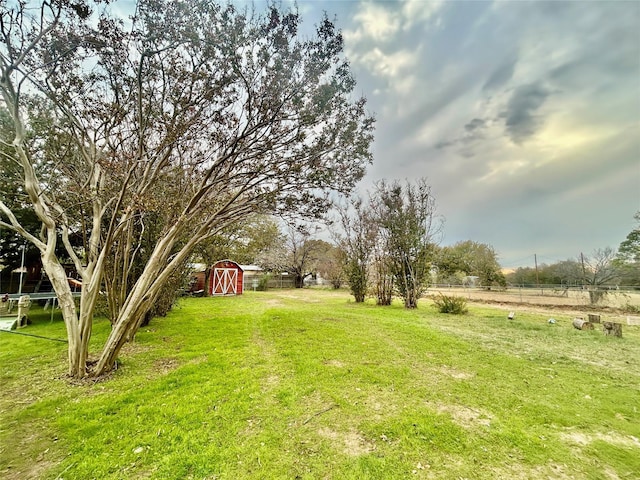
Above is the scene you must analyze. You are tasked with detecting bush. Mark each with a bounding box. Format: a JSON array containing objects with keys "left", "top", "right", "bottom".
[
  {"left": 432, "top": 294, "right": 468, "bottom": 314},
  {"left": 256, "top": 274, "right": 271, "bottom": 291}
]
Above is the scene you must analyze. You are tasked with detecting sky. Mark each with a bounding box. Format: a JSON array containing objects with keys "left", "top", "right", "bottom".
[
  {"left": 103, "top": 0, "right": 639, "bottom": 268},
  {"left": 284, "top": 0, "right": 640, "bottom": 268}
]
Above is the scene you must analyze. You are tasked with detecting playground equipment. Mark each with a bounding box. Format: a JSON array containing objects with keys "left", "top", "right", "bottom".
[{"left": 0, "top": 295, "right": 31, "bottom": 331}]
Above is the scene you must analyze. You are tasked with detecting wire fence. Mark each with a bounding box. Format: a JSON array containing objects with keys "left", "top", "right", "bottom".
[{"left": 427, "top": 284, "right": 640, "bottom": 310}]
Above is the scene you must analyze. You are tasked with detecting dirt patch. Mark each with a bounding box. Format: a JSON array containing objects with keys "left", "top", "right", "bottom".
[
  {"left": 324, "top": 359, "right": 345, "bottom": 368},
  {"left": 437, "top": 365, "right": 474, "bottom": 380},
  {"left": 317, "top": 427, "right": 374, "bottom": 456},
  {"left": 120, "top": 341, "right": 152, "bottom": 355},
  {"left": 153, "top": 357, "right": 179, "bottom": 374},
  {"left": 489, "top": 462, "right": 575, "bottom": 480},
  {"left": 1, "top": 459, "right": 59, "bottom": 480},
  {"left": 265, "top": 299, "right": 284, "bottom": 307},
  {"left": 433, "top": 403, "right": 492, "bottom": 428},
  {"left": 560, "top": 431, "right": 640, "bottom": 449},
  {"left": 261, "top": 374, "right": 280, "bottom": 393}
]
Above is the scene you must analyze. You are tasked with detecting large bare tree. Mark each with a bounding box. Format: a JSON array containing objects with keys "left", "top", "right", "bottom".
[{"left": 0, "top": 0, "right": 374, "bottom": 377}]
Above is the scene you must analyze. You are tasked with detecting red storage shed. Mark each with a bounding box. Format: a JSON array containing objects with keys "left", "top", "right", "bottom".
[{"left": 208, "top": 260, "right": 244, "bottom": 296}]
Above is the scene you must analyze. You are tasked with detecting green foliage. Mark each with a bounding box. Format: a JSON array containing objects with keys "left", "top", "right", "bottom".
[
  {"left": 193, "top": 215, "right": 281, "bottom": 266},
  {"left": 507, "top": 260, "right": 583, "bottom": 287},
  {"left": 141, "top": 262, "right": 192, "bottom": 326},
  {"left": 436, "top": 240, "right": 505, "bottom": 288},
  {"left": 345, "top": 257, "right": 367, "bottom": 301},
  {"left": 256, "top": 274, "right": 271, "bottom": 291},
  {"left": 432, "top": 293, "right": 469, "bottom": 314},
  {"left": 334, "top": 198, "right": 376, "bottom": 302},
  {"left": 617, "top": 211, "right": 640, "bottom": 264},
  {"left": 615, "top": 212, "right": 640, "bottom": 286}
]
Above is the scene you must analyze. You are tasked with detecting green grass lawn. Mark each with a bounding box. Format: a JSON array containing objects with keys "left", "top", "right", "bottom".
[{"left": 1, "top": 289, "right": 639, "bottom": 479}]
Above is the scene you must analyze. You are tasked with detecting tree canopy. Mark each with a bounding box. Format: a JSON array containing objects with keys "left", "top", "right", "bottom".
[{"left": 435, "top": 240, "right": 505, "bottom": 289}]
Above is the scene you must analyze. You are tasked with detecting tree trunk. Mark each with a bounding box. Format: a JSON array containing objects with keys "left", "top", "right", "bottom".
[
  {"left": 602, "top": 321, "right": 622, "bottom": 337},
  {"left": 588, "top": 314, "right": 601, "bottom": 323},
  {"left": 40, "top": 259, "right": 85, "bottom": 376},
  {"left": 92, "top": 226, "right": 191, "bottom": 376},
  {"left": 203, "top": 267, "right": 212, "bottom": 297},
  {"left": 572, "top": 318, "right": 593, "bottom": 330},
  {"left": 94, "top": 255, "right": 165, "bottom": 375}
]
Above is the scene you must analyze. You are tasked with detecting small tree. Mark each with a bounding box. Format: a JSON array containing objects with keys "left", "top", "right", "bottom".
[
  {"left": 371, "top": 245, "right": 394, "bottom": 306},
  {"left": 316, "top": 244, "right": 346, "bottom": 289},
  {"left": 258, "top": 225, "right": 329, "bottom": 288},
  {"left": 371, "top": 179, "right": 440, "bottom": 309},
  {"left": 332, "top": 198, "right": 376, "bottom": 302},
  {"left": 582, "top": 247, "right": 619, "bottom": 287}
]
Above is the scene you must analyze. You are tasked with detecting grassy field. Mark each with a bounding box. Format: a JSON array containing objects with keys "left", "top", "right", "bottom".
[{"left": 1, "top": 289, "right": 639, "bottom": 479}]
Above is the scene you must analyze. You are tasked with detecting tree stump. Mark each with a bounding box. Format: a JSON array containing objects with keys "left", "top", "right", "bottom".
[
  {"left": 602, "top": 322, "right": 622, "bottom": 337},
  {"left": 588, "top": 314, "right": 601, "bottom": 323},
  {"left": 572, "top": 318, "right": 593, "bottom": 330}
]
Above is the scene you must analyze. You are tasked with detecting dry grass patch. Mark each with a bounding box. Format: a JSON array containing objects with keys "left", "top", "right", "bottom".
[
  {"left": 317, "top": 427, "right": 375, "bottom": 456},
  {"left": 436, "top": 365, "right": 475, "bottom": 380},
  {"left": 152, "top": 357, "right": 179, "bottom": 374},
  {"left": 560, "top": 430, "right": 640, "bottom": 449},
  {"left": 433, "top": 403, "right": 493, "bottom": 428},
  {"left": 323, "top": 359, "right": 345, "bottom": 368}
]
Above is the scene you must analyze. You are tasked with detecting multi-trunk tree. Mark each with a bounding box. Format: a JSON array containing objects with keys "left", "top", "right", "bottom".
[
  {"left": 370, "top": 179, "right": 440, "bottom": 309},
  {"left": 333, "top": 197, "right": 376, "bottom": 302},
  {"left": 0, "top": 0, "right": 374, "bottom": 378}
]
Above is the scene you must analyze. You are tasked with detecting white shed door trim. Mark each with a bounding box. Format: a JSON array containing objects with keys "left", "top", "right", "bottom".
[{"left": 213, "top": 268, "right": 237, "bottom": 295}]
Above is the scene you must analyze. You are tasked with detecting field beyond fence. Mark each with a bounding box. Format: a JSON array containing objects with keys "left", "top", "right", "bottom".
[{"left": 429, "top": 285, "right": 640, "bottom": 313}]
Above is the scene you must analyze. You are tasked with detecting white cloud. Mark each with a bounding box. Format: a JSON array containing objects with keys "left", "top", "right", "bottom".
[
  {"left": 401, "top": 0, "right": 443, "bottom": 30},
  {"left": 358, "top": 47, "right": 417, "bottom": 79},
  {"left": 343, "top": 2, "right": 401, "bottom": 44}
]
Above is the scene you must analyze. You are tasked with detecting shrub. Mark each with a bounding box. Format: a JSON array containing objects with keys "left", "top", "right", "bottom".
[
  {"left": 433, "top": 294, "right": 468, "bottom": 314},
  {"left": 256, "top": 274, "right": 271, "bottom": 291}
]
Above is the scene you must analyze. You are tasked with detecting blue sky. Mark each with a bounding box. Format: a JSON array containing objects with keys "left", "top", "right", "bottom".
[{"left": 288, "top": 0, "right": 639, "bottom": 268}]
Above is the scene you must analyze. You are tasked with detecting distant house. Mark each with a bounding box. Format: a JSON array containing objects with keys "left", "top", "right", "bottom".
[
  {"left": 239, "top": 265, "right": 263, "bottom": 291},
  {"left": 463, "top": 276, "right": 479, "bottom": 287}
]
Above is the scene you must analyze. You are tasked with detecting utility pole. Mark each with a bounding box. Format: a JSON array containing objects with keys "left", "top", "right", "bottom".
[
  {"left": 580, "top": 252, "right": 587, "bottom": 288},
  {"left": 534, "top": 253, "right": 539, "bottom": 288}
]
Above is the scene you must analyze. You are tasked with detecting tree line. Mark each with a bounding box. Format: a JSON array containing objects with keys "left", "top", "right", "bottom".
[{"left": 506, "top": 231, "right": 640, "bottom": 289}]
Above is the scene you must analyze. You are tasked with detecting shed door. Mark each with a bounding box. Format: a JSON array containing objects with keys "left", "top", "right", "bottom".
[{"left": 213, "top": 268, "right": 238, "bottom": 295}]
